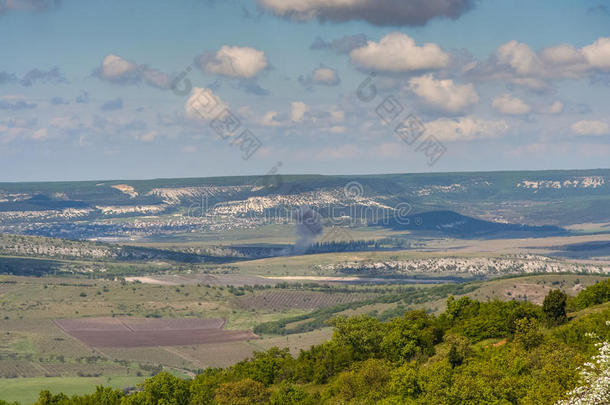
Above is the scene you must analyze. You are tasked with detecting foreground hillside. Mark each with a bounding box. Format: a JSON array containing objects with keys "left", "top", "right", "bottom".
[{"left": 4, "top": 279, "right": 610, "bottom": 405}]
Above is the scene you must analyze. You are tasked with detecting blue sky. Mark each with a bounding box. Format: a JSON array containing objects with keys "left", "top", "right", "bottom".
[{"left": 1, "top": 0, "right": 610, "bottom": 181}]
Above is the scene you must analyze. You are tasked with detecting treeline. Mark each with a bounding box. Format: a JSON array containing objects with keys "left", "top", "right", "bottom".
[
  {"left": 3, "top": 281, "right": 610, "bottom": 405},
  {"left": 304, "top": 238, "right": 409, "bottom": 254},
  {"left": 568, "top": 278, "right": 610, "bottom": 310}
]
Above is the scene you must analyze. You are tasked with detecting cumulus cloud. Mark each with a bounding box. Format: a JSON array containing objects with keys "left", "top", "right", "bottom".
[
  {"left": 261, "top": 111, "right": 282, "bottom": 127},
  {"left": 425, "top": 117, "right": 509, "bottom": 142},
  {"left": 496, "top": 41, "right": 544, "bottom": 76},
  {"left": 312, "top": 67, "right": 340, "bottom": 85},
  {"left": 96, "top": 54, "right": 170, "bottom": 89},
  {"left": 198, "top": 45, "right": 268, "bottom": 79},
  {"left": 539, "top": 101, "right": 563, "bottom": 115},
  {"left": 291, "top": 101, "right": 310, "bottom": 122},
  {"left": 492, "top": 94, "right": 531, "bottom": 115},
  {"left": 351, "top": 33, "right": 449, "bottom": 73},
  {"left": 184, "top": 87, "right": 228, "bottom": 121},
  {"left": 409, "top": 74, "right": 479, "bottom": 114},
  {"left": 300, "top": 66, "right": 341, "bottom": 87},
  {"left": 258, "top": 0, "right": 476, "bottom": 27},
  {"left": 100, "top": 54, "right": 138, "bottom": 82},
  {"left": 582, "top": 37, "right": 610, "bottom": 70},
  {"left": 571, "top": 120, "right": 609, "bottom": 136},
  {"left": 310, "top": 34, "right": 367, "bottom": 54},
  {"left": 466, "top": 37, "right": 610, "bottom": 89}
]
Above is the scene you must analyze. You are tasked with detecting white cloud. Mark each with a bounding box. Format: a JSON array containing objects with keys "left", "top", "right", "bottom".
[
  {"left": 571, "top": 120, "right": 610, "bottom": 136},
  {"left": 185, "top": 87, "right": 228, "bottom": 121},
  {"left": 261, "top": 111, "right": 282, "bottom": 127},
  {"left": 425, "top": 117, "right": 509, "bottom": 142},
  {"left": 101, "top": 54, "right": 138, "bottom": 79},
  {"left": 98, "top": 54, "right": 170, "bottom": 88},
  {"left": 291, "top": 101, "right": 310, "bottom": 123},
  {"left": 141, "top": 69, "right": 171, "bottom": 89},
  {"left": 468, "top": 37, "right": 610, "bottom": 87},
  {"left": 582, "top": 37, "right": 610, "bottom": 70},
  {"left": 492, "top": 94, "right": 531, "bottom": 115},
  {"left": 350, "top": 32, "right": 449, "bottom": 73},
  {"left": 540, "top": 44, "right": 584, "bottom": 65},
  {"left": 203, "top": 46, "right": 268, "bottom": 78},
  {"left": 312, "top": 67, "right": 340, "bottom": 85},
  {"left": 409, "top": 74, "right": 479, "bottom": 114},
  {"left": 539, "top": 101, "right": 563, "bottom": 115},
  {"left": 496, "top": 41, "right": 544, "bottom": 76}
]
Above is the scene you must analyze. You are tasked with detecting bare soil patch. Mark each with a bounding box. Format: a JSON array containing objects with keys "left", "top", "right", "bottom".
[
  {"left": 234, "top": 290, "right": 377, "bottom": 311},
  {"left": 54, "top": 317, "right": 256, "bottom": 348}
]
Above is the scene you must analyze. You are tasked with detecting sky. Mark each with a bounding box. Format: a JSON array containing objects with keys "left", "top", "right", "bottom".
[{"left": 1, "top": 0, "right": 610, "bottom": 182}]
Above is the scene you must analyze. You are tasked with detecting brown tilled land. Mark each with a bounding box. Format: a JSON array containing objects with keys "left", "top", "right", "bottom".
[{"left": 54, "top": 317, "right": 257, "bottom": 348}]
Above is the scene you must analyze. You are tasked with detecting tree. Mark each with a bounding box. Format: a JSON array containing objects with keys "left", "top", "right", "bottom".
[
  {"left": 324, "top": 359, "right": 390, "bottom": 403},
  {"left": 330, "top": 315, "right": 385, "bottom": 360},
  {"left": 269, "top": 381, "right": 308, "bottom": 404},
  {"left": 543, "top": 289, "right": 568, "bottom": 326},
  {"left": 122, "top": 372, "right": 190, "bottom": 405},
  {"left": 214, "top": 379, "right": 270, "bottom": 405},
  {"left": 233, "top": 347, "right": 293, "bottom": 386},
  {"left": 513, "top": 317, "right": 543, "bottom": 349},
  {"left": 389, "top": 362, "right": 420, "bottom": 398},
  {"left": 189, "top": 369, "right": 226, "bottom": 405},
  {"left": 34, "top": 391, "right": 69, "bottom": 405},
  {"left": 448, "top": 345, "right": 463, "bottom": 368}
]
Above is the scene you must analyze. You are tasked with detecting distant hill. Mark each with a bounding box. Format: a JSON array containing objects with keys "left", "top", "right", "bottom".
[
  {"left": 378, "top": 210, "right": 566, "bottom": 238},
  {"left": 0, "top": 169, "right": 608, "bottom": 239}
]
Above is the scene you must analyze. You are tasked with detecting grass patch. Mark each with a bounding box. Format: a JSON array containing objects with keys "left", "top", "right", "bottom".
[{"left": 0, "top": 375, "right": 145, "bottom": 404}]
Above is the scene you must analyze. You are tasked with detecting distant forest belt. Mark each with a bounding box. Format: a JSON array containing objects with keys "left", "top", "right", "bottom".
[{"left": 54, "top": 318, "right": 257, "bottom": 348}]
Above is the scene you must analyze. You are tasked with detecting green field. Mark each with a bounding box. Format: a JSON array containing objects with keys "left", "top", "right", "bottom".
[{"left": 0, "top": 375, "right": 145, "bottom": 404}]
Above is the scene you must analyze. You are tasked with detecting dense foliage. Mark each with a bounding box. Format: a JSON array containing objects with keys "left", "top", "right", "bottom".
[{"left": 5, "top": 280, "right": 610, "bottom": 405}]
